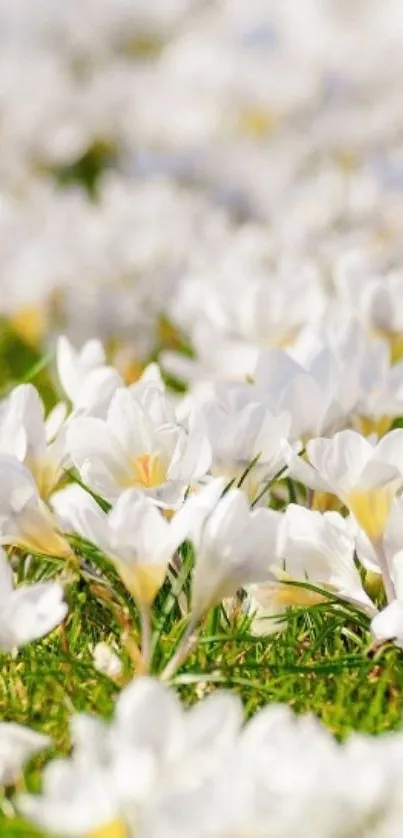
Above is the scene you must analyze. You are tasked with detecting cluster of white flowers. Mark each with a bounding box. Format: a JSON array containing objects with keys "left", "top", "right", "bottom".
[
  {"left": 1, "top": 0, "right": 403, "bottom": 366},
  {"left": 12, "top": 677, "right": 403, "bottom": 838},
  {"left": 4, "top": 1, "right": 403, "bottom": 836}
]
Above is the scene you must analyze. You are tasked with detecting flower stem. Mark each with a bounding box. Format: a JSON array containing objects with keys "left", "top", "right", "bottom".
[
  {"left": 372, "top": 540, "right": 396, "bottom": 604},
  {"left": 139, "top": 603, "right": 152, "bottom": 672},
  {"left": 160, "top": 615, "right": 199, "bottom": 682}
]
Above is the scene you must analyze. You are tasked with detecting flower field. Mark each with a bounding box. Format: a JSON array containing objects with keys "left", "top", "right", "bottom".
[{"left": 3, "top": 2, "right": 403, "bottom": 836}]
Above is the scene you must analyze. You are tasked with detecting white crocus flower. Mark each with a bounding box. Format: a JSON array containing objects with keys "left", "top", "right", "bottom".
[
  {"left": 0, "top": 456, "right": 72, "bottom": 559},
  {"left": 52, "top": 485, "right": 187, "bottom": 606},
  {"left": 19, "top": 676, "right": 403, "bottom": 838},
  {"left": 67, "top": 385, "right": 211, "bottom": 507},
  {"left": 57, "top": 336, "right": 124, "bottom": 419},
  {"left": 371, "top": 551, "right": 403, "bottom": 648},
  {"left": 354, "top": 493, "right": 403, "bottom": 576},
  {"left": 0, "top": 723, "right": 50, "bottom": 787},
  {"left": 0, "top": 383, "right": 68, "bottom": 499},
  {"left": 249, "top": 505, "right": 375, "bottom": 636},
  {"left": 19, "top": 676, "right": 243, "bottom": 837},
  {"left": 0, "top": 549, "right": 67, "bottom": 651},
  {"left": 57, "top": 336, "right": 106, "bottom": 403},
  {"left": 199, "top": 399, "right": 291, "bottom": 501},
  {"left": 254, "top": 345, "right": 360, "bottom": 440},
  {"left": 173, "top": 481, "right": 282, "bottom": 620},
  {"left": 285, "top": 429, "right": 403, "bottom": 545}
]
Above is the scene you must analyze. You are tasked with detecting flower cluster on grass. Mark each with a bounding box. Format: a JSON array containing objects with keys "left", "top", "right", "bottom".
[{"left": 3, "top": 1, "right": 403, "bottom": 837}]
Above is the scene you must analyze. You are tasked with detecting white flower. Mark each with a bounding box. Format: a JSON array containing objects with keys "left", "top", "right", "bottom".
[
  {"left": 52, "top": 485, "right": 186, "bottom": 605},
  {"left": 67, "top": 384, "right": 211, "bottom": 507},
  {"left": 174, "top": 481, "right": 282, "bottom": 619},
  {"left": 371, "top": 551, "right": 403, "bottom": 648},
  {"left": 285, "top": 429, "right": 403, "bottom": 543},
  {"left": 0, "top": 456, "right": 71, "bottom": 559},
  {"left": 0, "top": 383, "right": 68, "bottom": 499},
  {"left": 249, "top": 505, "right": 374, "bottom": 636},
  {"left": 57, "top": 336, "right": 106, "bottom": 403},
  {"left": 57, "top": 336, "right": 124, "bottom": 419},
  {"left": 198, "top": 398, "right": 291, "bottom": 501},
  {"left": 0, "top": 723, "right": 50, "bottom": 787},
  {"left": 0, "top": 549, "right": 67, "bottom": 651},
  {"left": 19, "top": 676, "right": 243, "bottom": 837},
  {"left": 254, "top": 345, "right": 360, "bottom": 439},
  {"left": 18, "top": 675, "right": 403, "bottom": 838}
]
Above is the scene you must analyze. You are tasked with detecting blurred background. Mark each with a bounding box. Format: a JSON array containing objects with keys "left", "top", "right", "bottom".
[{"left": 1, "top": 0, "right": 403, "bottom": 392}]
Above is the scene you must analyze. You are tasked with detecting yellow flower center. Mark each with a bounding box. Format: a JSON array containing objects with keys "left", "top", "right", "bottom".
[
  {"left": 356, "top": 416, "right": 392, "bottom": 438},
  {"left": 238, "top": 106, "right": 277, "bottom": 138},
  {"left": 372, "top": 328, "right": 403, "bottom": 364},
  {"left": 120, "top": 453, "right": 167, "bottom": 491},
  {"left": 11, "top": 305, "right": 47, "bottom": 348},
  {"left": 87, "top": 821, "right": 128, "bottom": 838}
]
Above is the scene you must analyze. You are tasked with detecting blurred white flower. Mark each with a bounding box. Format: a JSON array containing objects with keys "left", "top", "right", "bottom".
[
  {"left": 57, "top": 335, "right": 123, "bottom": 418},
  {"left": 18, "top": 675, "right": 403, "bottom": 838},
  {"left": 0, "top": 723, "right": 50, "bottom": 787},
  {"left": 19, "top": 676, "right": 243, "bottom": 837},
  {"left": 0, "top": 549, "right": 67, "bottom": 651},
  {"left": 254, "top": 345, "right": 360, "bottom": 440}
]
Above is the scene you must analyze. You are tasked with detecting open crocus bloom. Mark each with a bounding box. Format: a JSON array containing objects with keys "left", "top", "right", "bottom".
[
  {"left": 285, "top": 429, "right": 403, "bottom": 543},
  {"left": 67, "top": 384, "right": 211, "bottom": 508},
  {"left": 197, "top": 398, "right": 292, "bottom": 502}
]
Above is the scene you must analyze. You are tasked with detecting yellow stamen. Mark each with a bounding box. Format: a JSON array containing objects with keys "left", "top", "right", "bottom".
[
  {"left": 238, "top": 106, "right": 277, "bottom": 138},
  {"left": 356, "top": 416, "right": 392, "bottom": 438},
  {"left": 120, "top": 453, "right": 167, "bottom": 491}
]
